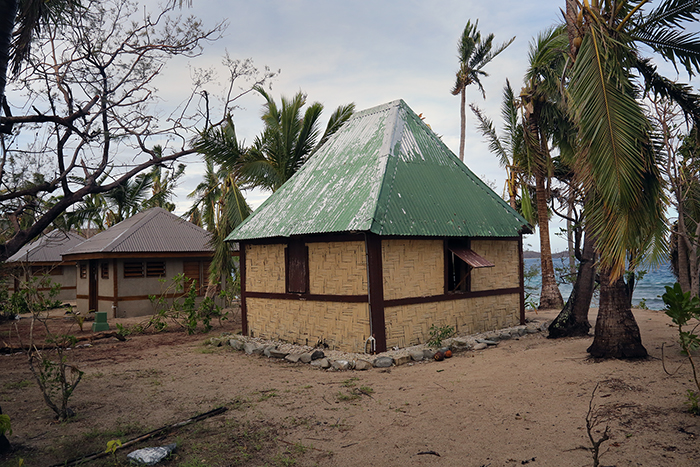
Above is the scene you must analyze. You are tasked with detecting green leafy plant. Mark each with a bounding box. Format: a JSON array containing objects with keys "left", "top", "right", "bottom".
[
  {"left": 15, "top": 275, "right": 84, "bottom": 421},
  {"left": 662, "top": 282, "right": 700, "bottom": 414},
  {"left": 0, "top": 413, "right": 11, "bottom": 437},
  {"left": 105, "top": 438, "right": 123, "bottom": 465},
  {"left": 145, "top": 274, "right": 228, "bottom": 335},
  {"left": 68, "top": 308, "right": 86, "bottom": 331},
  {"left": 427, "top": 324, "right": 455, "bottom": 348}
]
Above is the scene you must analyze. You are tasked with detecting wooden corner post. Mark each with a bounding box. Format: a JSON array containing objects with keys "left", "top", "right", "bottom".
[{"left": 240, "top": 242, "right": 248, "bottom": 336}]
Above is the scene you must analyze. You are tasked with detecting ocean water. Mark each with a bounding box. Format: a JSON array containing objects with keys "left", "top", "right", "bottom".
[{"left": 524, "top": 257, "right": 677, "bottom": 311}]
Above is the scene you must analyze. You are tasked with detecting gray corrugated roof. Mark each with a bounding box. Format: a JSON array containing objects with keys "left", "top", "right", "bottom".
[
  {"left": 63, "top": 207, "right": 212, "bottom": 256},
  {"left": 227, "top": 99, "right": 531, "bottom": 241},
  {"left": 6, "top": 230, "right": 86, "bottom": 263}
]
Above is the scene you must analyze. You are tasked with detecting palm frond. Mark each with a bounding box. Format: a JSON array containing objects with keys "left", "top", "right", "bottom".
[
  {"left": 470, "top": 103, "right": 510, "bottom": 167},
  {"left": 632, "top": 26, "right": 700, "bottom": 76},
  {"left": 570, "top": 26, "right": 664, "bottom": 278}
]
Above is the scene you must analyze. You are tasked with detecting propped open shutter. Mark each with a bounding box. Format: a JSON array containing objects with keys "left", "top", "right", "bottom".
[{"left": 448, "top": 245, "right": 494, "bottom": 268}]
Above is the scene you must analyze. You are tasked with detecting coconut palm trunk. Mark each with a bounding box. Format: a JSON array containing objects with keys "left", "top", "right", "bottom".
[
  {"left": 587, "top": 268, "right": 647, "bottom": 358},
  {"left": 548, "top": 229, "right": 595, "bottom": 338},
  {"left": 535, "top": 169, "right": 563, "bottom": 309}
]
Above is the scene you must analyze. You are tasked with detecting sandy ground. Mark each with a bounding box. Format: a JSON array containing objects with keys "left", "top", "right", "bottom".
[{"left": 1, "top": 307, "right": 699, "bottom": 466}]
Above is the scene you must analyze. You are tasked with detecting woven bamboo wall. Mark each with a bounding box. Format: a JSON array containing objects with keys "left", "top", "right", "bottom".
[
  {"left": 384, "top": 293, "right": 521, "bottom": 348},
  {"left": 382, "top": 239, "right": 443, "bottom": 300},
  {"left": 247, "top": 297, "right": 371, "bottom": 352},
  {"left": 246, "top": 244, "right": 285, "bottom": 293},
  {"left": 309, "top": 241, "right": 367, "bottom": 295},
  {"left": 471, "top": 239, "right": 519, "bottom": 292}
]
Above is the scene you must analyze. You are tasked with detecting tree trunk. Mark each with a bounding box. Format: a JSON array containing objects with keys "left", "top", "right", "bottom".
[
  {"left": 0, "top": 0, "right": 18, "bottom": 125},
  {"left": 677, "top": 227, "right": 692, "bottom": 293},
  {"left": 587, "top": 268, "right": 647, "bottom": 359},
  {"left": 535, "top": 170, "right": 564, "bottom": 309},
  {"left": 548, "top": 230, "right": 595, "bottom": 338},
  {"left": 459, "top": 87, "right": 466, "bottom": 161}
]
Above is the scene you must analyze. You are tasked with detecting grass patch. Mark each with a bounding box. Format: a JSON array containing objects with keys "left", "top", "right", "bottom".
[
  {"left": 258, "top": 389, "right": 278, "bottom": 401},
  {"left": 3, "top": 379, "right": 32, "bottom": 390},
  {"left": 341, "top": 377, "right": 359, "bottom": 388}
]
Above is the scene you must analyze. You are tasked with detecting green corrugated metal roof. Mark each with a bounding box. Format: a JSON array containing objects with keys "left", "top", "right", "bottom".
[{"left": 227, "top": 99, "right": 531, "bottom": 241}]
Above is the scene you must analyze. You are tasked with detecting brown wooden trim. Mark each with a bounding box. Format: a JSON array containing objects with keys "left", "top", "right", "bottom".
[
  {"left": 36, "top": 286, "right": 76, "bottom": 291},
  {"left": 76, "top": 294, "right": 88, "bottom": 299},
  {"left": 519, "top": 235, "right": 525, "bottom": 325},
  {"left": 63, "top": 252, "right": 213, "bottom": 261},
  {"left": 97, "top": 295, "right": 115, "bottom": 301},
  {"left": 366, "top": 233, "right": 386, "bottom": 353},
  {"left": 384, "top": 287, "right": 521, "bottom": 307},
  {"left": 240, "top": 243, "right": 248, "bottom": 336},
  {"left": 245, "top": 291, "right": 368, "bottom": 302},
  {"left": 118, "top": 294, "right": 162, "bottom": 301},
  {"left": 9, "top": 260, "right": 77, "bottom": 267}
]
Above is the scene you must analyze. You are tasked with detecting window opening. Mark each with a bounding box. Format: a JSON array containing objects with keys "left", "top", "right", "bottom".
[
  {"left": 124, "top": 261, "right": 144, "bottom": 278},
  {"left": 446, "top": 241, "right": 494, "bottom": 293},
  {"left": 146, "top": 261, "right": 166, "bottom": 277}
]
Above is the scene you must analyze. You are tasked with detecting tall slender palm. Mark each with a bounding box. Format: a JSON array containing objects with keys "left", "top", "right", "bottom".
[
  {"left": 186, "top": 159, "right": 221, "bottom": 232},
  {"left": 564, "top": 0, "right": 700, "bottom": 358},
  {"left": 238, "top": 86, "right": 354, "bottom": 192},
  {"left": 520, "top": 26, "right": 569, "bottom": 309},
  {"left": 451, "top": 20, "right": 514, "bottom": 161}
]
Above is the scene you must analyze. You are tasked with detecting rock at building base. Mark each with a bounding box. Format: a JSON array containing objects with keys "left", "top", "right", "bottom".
[
  {"left": 310, "top": 350, "right": 325, "bottom": 361},
  {"left": 393, "top": 355, "right": 412, "bottom": 366},
  {"left": 354, "top": 360, "right": 372, "bottom": 370},
  {"left": 310, "top": 358, "right": 330, "bottom": 369},
  {"left": 373, "top": 356, "right": 393, "bottom": 368}
]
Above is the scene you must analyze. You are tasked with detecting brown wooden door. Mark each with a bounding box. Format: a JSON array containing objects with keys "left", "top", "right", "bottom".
[{"left": 88, "top": 260, "right": 98, "bottom": 312}]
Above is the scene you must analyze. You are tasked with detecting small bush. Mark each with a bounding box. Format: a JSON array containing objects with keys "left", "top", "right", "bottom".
[{"left": 427, "top": 324, "right": 455, "bottom": 348}]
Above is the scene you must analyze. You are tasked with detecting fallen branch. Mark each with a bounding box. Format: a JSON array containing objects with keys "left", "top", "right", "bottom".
[
  {"left": 50, "top": 406, "right": 228, "bottom": 466},
  {"left": 1, "top": 331, "right": 126, "bottom": 354}
]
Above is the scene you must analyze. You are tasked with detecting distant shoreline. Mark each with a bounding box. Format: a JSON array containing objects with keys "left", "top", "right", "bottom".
[{"left": 523, "top": 250, "right": 570, "bottom": 259}]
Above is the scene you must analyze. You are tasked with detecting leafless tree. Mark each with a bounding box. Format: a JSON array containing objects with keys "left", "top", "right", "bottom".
[{"left": 0, "top": 0, "right": 275, "bottom": 260}]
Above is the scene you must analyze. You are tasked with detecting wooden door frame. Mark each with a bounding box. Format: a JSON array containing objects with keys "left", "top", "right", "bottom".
[{"left": 88, "top": 259, "right": 98, "bottom": 312}]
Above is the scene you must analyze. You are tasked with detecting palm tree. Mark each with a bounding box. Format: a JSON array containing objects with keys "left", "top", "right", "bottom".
[
  {"left": 520, "top": 26, "right": 570, "bottom": 310},
  {"left": 186, "top": 159, "right": 221, "bottom": 232},
  {"left": 1, "top": 0, "right": 81, "bottom": 133},
  {"left": 451, "top": 20, "right": 514, "bottom": 162},
  {"left": 470, "top": 80, "right": 527, "bottom": 212},
  {"left": 237, "top": 86, "right": 354, "bottom": 192},
  {"left": 564, "top": 0, "right": 700, "bottom": 358},
  {"left": 103, "top": 173, "right": 153, "bottom": 227},
  {"left": 194, "top": 117, "right": 251, "bottom": 296}
]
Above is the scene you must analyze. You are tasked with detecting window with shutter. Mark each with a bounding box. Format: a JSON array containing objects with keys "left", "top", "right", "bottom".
[
  {"left": 124, "top": 261, "right": 144, "bottom": 278},
  {"left": 146, "top": 261, "right": 166, "bottom": 277}
]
